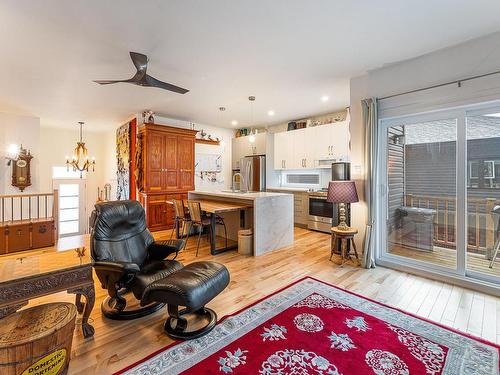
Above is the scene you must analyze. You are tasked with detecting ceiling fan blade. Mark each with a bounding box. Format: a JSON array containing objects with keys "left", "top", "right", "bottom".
[
  {"left": 144, "top": 74, "right": 189, "bottom": 94},
  {"left": 93, "top": 79, "right": 127, "bottom": 85},
  {"left": 129, "top": 52, "right": 148, "bottom": 72}
]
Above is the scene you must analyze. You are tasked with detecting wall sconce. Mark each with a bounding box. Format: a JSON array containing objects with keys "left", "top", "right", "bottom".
[{"left": 5, "top": 144, "right": 20, "bottom": 166}]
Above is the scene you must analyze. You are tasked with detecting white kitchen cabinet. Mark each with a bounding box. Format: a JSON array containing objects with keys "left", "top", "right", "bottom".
[
  {"left": 291, "top": 128, "right": 307, "bottom": 169},
  {"left": 273, "top": 131, "right": 294, "bottom": 170},
  {"left": 273, "top": 122, "right": 349, "bottom": 170}
]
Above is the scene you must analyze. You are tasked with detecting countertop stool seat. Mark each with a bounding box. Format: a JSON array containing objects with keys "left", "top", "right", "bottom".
[
  {"left": 141, "top": 261, "right": 230, "bottom": 340},
  {"left": 330, "top": 226, "right": 360, "bottom": 267}
]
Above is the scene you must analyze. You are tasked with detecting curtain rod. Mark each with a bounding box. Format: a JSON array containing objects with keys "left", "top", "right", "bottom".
[{"left": 379, "top": 69, "right": 500, "bottom": 100}]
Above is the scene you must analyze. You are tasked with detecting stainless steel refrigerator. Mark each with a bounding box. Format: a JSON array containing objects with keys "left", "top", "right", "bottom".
[{"left": 240, "top": 155, "right": 266, "bottom": 192}]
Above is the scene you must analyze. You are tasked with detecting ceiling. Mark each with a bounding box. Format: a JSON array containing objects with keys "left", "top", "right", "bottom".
[{"left": 1, "top": 1, "right": 500, "bottom": 131}]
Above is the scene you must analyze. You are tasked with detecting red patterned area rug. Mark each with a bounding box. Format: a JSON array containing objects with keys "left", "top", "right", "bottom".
[{"left": 117, "top": 277, "right": 500, "bottom": 375}]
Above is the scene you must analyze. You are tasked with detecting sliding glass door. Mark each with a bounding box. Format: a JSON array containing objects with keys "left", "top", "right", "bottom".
[
  {"left": 379, "top": 104, "right": 500, "bottom": 284},
  {"left": 466, "top": 109, "right": 500, "bottom": 282}
]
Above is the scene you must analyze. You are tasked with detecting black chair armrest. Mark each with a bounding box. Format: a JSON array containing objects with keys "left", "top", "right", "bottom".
[
  {"left": 147, "top": 240, "right": 184, "bottom": 261},
  {"left": 93, "top": 261, "right": 140, "bottom": 274}
]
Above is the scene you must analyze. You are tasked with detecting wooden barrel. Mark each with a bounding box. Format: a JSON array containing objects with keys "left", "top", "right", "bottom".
[{"left": 0, "top": 302, "right": 77, "bottom": 375}]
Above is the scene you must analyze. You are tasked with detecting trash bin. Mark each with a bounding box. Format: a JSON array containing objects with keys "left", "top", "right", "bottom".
[
  {"left": 397, "top": 206, "right": 436, "bottom": 251},
  {"left": 238, "top": 229, "right": 253, "bottom": 255}
]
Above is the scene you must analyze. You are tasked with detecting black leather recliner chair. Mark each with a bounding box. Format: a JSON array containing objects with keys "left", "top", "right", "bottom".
[{"left": 90, "top": 200, "right": 185, "bottom": 320}]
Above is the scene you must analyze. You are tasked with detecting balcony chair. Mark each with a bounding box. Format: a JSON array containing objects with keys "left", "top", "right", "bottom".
[
  {"left": 90, "top": 200, "right": 185, "bottom": 320},
  {"left": 489, "top": 205, "right": 500, "bottom": 268}
]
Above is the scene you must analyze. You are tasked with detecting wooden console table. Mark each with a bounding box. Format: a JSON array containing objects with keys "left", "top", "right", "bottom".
[{"left": 0, "top": 248, "right": 95, "bottom": 338}]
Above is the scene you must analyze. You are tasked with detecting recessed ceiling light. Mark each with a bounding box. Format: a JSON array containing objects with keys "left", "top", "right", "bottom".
[
  {"left": 321, "top": 96, "right": 329, "bottom": 102},
  {"left": 267, "top": 110, "right": 275, "bottom": 116},
  {"left": 231, "top": 120, "right": 238, "bottom": 126}
]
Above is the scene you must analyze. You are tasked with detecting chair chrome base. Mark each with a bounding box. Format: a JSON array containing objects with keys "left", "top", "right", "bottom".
[
  {"left": 164, "top": 306, "right": 217, "bottom": 340},
  {"left": 101, "top": 296, "right": 165, "bottom": 320}
]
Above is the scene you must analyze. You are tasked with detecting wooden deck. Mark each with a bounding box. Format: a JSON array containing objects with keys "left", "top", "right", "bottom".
[{"left": 389, "top": 243, "right": 500, "bottom": 278}]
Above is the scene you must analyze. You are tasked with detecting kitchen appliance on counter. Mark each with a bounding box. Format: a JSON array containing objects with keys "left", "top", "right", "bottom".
[
  {"left": 307, "top": 162, "right": 351, "bottom": 233},
  {"left": 240, "top": 155, "right": 266, "bottom": 192}
]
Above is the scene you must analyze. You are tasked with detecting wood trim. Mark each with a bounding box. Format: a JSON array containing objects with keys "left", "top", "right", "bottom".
[
  {"left": 138, "top": 123, "right": 198, "bottom": 137},
  {"left": 195, "top": 139, "right": 220, "bottom": 146},
  {"left": 129, "top": 118, "right": 137, "bottom": 200}
]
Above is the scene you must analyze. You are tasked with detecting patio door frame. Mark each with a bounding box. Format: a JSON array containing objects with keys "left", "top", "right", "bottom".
[{"left": 376, "top": 102, "right": 500, "bottom": 287}]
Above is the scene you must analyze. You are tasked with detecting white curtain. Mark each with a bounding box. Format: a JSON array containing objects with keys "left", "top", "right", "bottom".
[{"left": 362, "top": 98, "right": 378, "bottom": 269}]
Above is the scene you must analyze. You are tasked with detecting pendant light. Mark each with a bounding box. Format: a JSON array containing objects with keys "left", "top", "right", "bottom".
[
  {"left": 218, "top": 106, "right": 226, "bottom": 147},
  {"left": 248, "top": 96, "right": 256, "bottom": 143}
]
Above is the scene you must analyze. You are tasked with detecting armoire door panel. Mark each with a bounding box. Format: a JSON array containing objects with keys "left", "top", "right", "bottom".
[
  {"left": 164, "top": 135, "right": 178, "bottom": 169},
  {"left": 165, "top": 171, "right": 178, "bottom": 189},
  {"left": 177, "top": 136, "right": 195, "bottom": 190},
  {"left": 147, "top": 131, "right": 165, "bottom": 190},
  {"left": 163, "top": 135, "right": 179, "bottom": 190}
]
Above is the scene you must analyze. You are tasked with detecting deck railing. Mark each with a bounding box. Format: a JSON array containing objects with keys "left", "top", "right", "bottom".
[{"left": 405, "top": 193, "right": 500, "bottom": 253}]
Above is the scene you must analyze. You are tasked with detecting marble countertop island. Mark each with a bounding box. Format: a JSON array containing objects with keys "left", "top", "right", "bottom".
[{"left": 188, "top": 190, "right": 294, "bottom": 256}]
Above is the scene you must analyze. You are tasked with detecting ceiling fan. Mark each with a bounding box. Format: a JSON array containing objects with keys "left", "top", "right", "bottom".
[{"left": 93, "top": 52, "right": 189, "bottom": 94}]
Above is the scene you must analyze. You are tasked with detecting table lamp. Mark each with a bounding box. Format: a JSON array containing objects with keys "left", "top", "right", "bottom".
[{"left": 327, "top": 180, "right": 359, "bottom": 231}]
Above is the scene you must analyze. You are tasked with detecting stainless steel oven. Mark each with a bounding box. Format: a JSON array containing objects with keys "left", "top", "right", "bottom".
[{"left": 307, "top": 194, "right": 333, "bottom": 233}]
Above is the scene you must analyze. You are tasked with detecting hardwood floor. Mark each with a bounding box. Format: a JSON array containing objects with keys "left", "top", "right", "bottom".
[{"left": 12, "top": 227, "right": 500, "bottom": 374}]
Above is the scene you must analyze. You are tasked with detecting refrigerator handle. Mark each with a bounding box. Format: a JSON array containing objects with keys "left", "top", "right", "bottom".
[{"left": 247, "top": 161, "right": 252, "bottom": 191}]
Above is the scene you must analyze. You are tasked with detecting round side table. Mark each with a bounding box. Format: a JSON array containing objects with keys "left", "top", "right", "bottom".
[{"left": 330, "top": 226, "right": 360, "bottom": 266}]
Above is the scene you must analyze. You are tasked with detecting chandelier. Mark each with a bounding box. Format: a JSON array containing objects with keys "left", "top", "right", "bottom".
[{"left": 65, "top": 121, "right": 95, "bottom": 178}]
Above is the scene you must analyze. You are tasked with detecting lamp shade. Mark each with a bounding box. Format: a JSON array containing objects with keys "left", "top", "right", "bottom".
[{"left": 327, "top": 181, "right": 359, "bottom": 204}]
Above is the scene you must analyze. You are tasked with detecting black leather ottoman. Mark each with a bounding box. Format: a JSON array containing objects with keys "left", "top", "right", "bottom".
[{"left": 142, "top": 261, "right": 230, "bottom": 340}]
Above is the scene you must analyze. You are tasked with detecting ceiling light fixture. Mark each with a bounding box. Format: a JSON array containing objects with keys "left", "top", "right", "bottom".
[
  {"left": 65, "top": 121, "right": 95, "bottom": 178},
  {"left": 268, "top": 110, "right": 275, "bottom": 116},
  {"left": 321, "top": 95, "right": 329, "bottom": 102},
  {"left": 231, "top": 120, "right": 238, "bottom": 126}
]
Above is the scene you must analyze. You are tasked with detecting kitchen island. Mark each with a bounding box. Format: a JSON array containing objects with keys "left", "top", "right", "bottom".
[{"left": 188, "top": 190, "right": 294, "bottom": 256}]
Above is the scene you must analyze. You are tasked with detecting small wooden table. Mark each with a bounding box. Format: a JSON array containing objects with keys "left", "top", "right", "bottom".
[
  {"left": 0, "top": 248, "right": 95, "bottom": 338},
  {"left": 168, "top": 199, "right": 252, "bottom": 255},
  {"left": 330, "top": 226, "right": 360, "bottom": 266}
]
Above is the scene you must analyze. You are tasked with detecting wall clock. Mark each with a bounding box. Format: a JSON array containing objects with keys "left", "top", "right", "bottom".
[{"left": 11, "top": 145, "right": 33, "bottom": 192}]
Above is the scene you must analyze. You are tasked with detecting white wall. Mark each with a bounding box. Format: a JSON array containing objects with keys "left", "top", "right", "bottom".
[{"left": 349, "top": 31, "right": 500, "bottom": 250}]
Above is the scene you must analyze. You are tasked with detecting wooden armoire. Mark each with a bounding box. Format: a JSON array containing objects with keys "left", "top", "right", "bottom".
[{"left": 138, "top": 123, "right": 197, "bottom": 231}]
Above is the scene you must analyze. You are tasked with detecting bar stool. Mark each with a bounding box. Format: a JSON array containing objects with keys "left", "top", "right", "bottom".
[
  {"left": 330, "top": 226, "right": 360, "bottom": 266},
  {"left": 170, "top": 199, "right": 191, "bottom": 250}
]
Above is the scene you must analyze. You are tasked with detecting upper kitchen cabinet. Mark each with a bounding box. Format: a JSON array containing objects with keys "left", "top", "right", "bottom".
[
  {"left": 273, "top": 122, "right": 350, "bottom": 170},
  {"left": 311, "top": 121, "right": 349, "bottom": 167},
  {"left": 274, "top": 131, "right": 294, "bottom": 170},
  {"left": 232, "top": 132, "right": 267, "bottom": 169}
]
